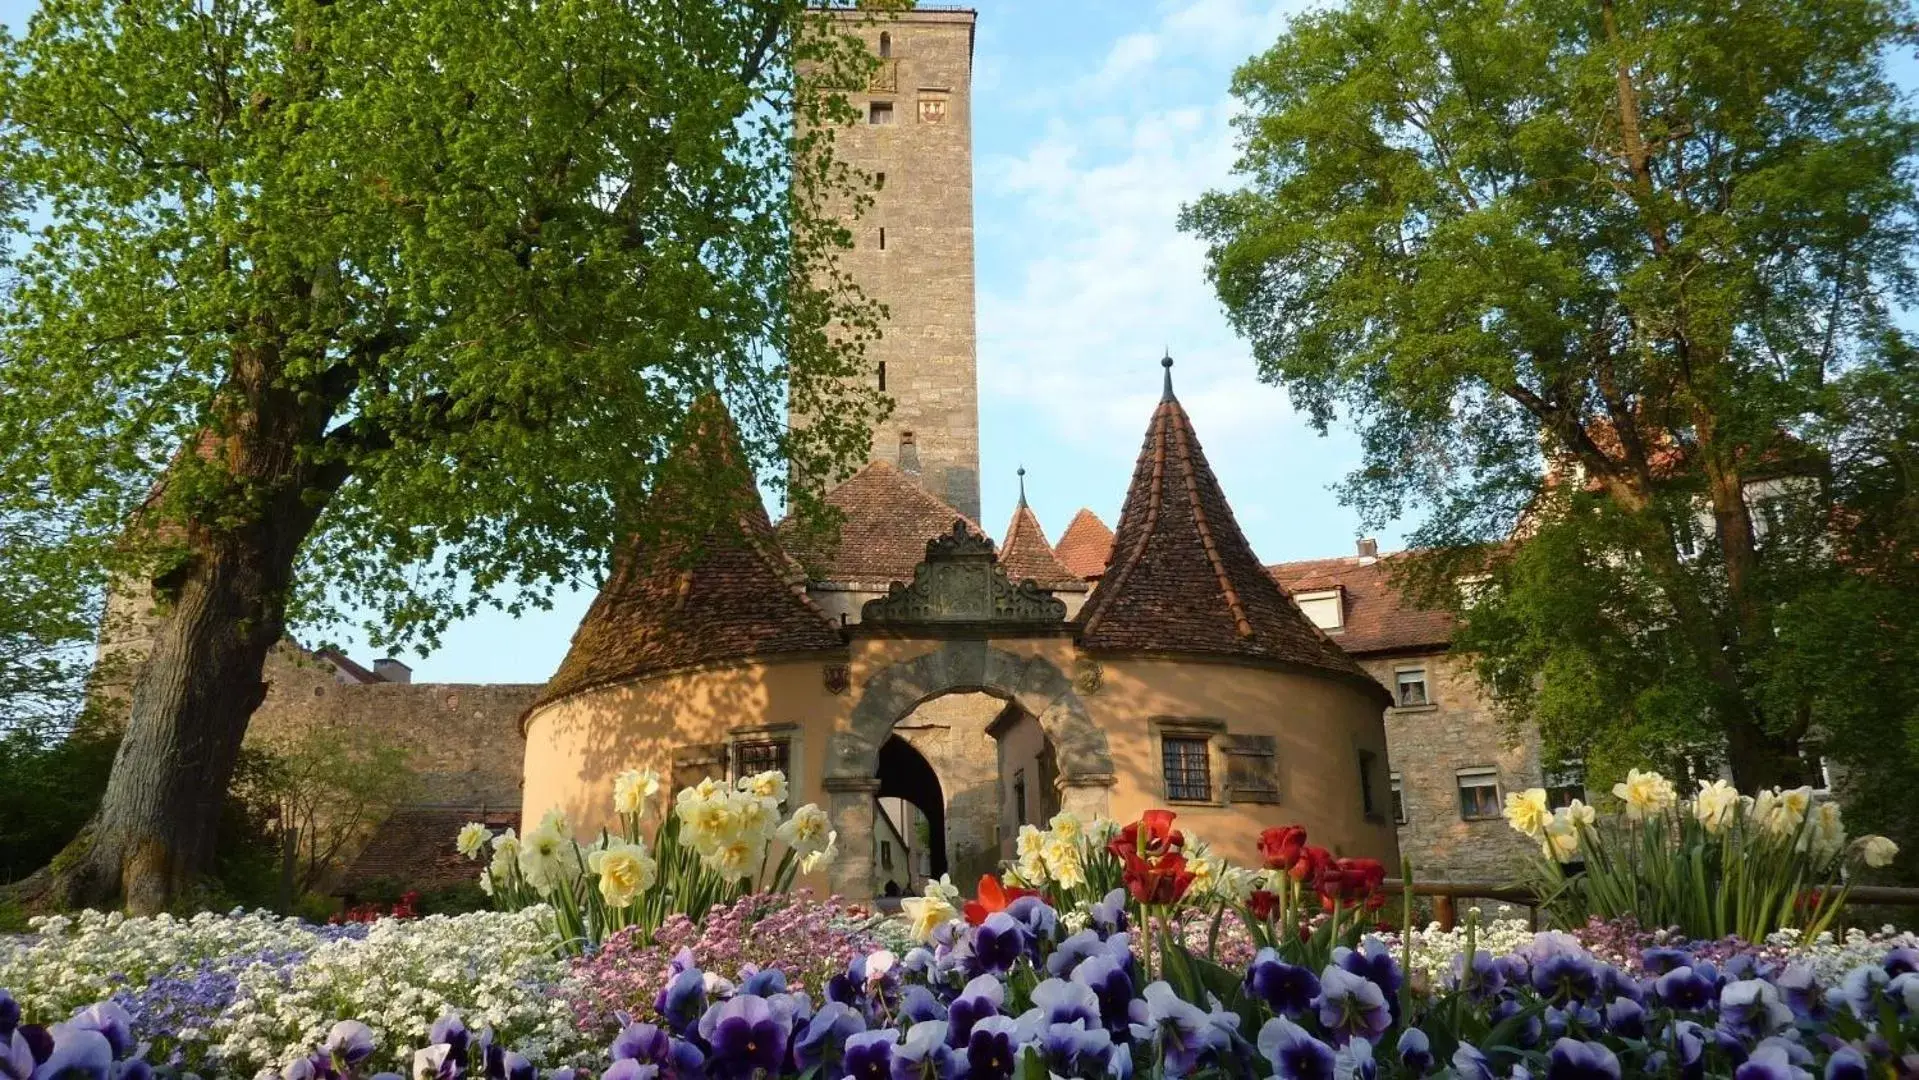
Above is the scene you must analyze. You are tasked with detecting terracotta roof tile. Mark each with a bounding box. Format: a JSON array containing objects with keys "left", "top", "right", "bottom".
[
  {"left": 999, "top": 500, "right": 1084, "bottom": 591},
  {"left": 782, "top": 461, "right": 985, "bottom": 586},
  {"left": 339, "top": 806, "right": 518, "bottom": 893},
  {"left": 533, "top": 401, "right": 843, "bottom": 711},
  {"left": 1076, "top": 363, "right": 1381, "bottom": 693},
  {"left": 1054, "top": 508, "right": 1115, "bottom": 581},
  {"left": 1268, "top": 554, "right": 1456, "bottom": 657}
]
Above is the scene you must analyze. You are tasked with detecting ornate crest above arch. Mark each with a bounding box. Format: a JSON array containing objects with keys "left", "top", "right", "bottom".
[{"left": 860, "top": 521, "right": 1068, "bottom": 626}]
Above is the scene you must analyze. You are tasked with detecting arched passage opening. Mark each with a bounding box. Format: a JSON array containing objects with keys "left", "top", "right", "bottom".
[{"left": 875, "top": 735, "right": 946, "bottom": 890}]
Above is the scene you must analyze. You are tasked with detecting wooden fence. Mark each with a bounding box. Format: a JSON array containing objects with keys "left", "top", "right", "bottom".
[{"left": 1381, "top": 879, "right": 1919, "bottom": 931}]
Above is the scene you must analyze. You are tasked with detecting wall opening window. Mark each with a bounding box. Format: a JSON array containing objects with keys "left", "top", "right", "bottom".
[
  {"left": 878, "top": 31, "right": 891, "bottom": 58},
  {"left": 1545, "top": 761, "right": 1586, "bottom": 809},
  {"left": 1395, "top": 666, "right": 1430, "bottom": 707},
  {"left": 1012, "top": 769, "right": 1027, "bottom": 827},
  {"left": 874, "top": 171, "right": 886, "bottom": 189},
  {"left": 880, "top": 839, "right": 893, "bottom": 869},
  {"left": 1457, "top": 767, "right": 1501, "bottom": 820},
  {"left": 1390, "top": 772, "right": 1406, "bottom": 825},
  {"left": 869, "top": 101, "right": 893, "bottom": 125},
  {"left": 1358, "top": 749, "right": 1380, "bottom": 819},
  {"left": 878, "top": 361, "right": 886, "bottom": 392},
  {"left": 734, "top": 738, "right": 789, "bottom": 781},
  {"left": 879, "top": 226, "right": 886, "bottom": 250},
  {"left": 1294, "top": 589, "right": 1343, "bottom": 631},
  {"left": 1162, "top": 736, "right": 1212, "bottom": 802}
]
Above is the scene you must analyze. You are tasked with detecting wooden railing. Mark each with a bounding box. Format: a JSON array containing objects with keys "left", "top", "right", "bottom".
[{"left": 1381, "top": 879, "right": 1919, "bottom": 931}]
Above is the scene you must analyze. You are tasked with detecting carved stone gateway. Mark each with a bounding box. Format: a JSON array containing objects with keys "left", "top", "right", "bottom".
[{"left": 861, "top": 521, "right": 1068, "bottom": 626}]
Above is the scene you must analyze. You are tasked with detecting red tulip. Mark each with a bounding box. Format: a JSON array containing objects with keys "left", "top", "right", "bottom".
[
  {"left": 1121, "top": 849, "right": 1196, "bottom": 906},
  {"left": 1289, "top": 844, "right": 1333, "bottom": 884},
  {"left": 1257, "top": 825, "right": 1309, "bottom": 871},
  {"left": 962, "top": 874, "right": 1040, "bottom": 926},
  {"left": 1107, "top": 809, "right": 1186, "bottom": 860},
  {"left": 1247, "top": 889, "right": 1282, "bottom": 921}
]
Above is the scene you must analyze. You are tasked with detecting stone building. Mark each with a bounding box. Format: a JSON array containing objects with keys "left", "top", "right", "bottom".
[{"left": 90, "top": 5, "right": 1550, "bottom": 897}]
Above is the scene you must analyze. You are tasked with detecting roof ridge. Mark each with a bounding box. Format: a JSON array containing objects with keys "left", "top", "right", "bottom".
[
  {"left": 1171, "top": 399, "right": 1253, "bottom": 639},
  {"left": 1080, "top": 404, "right": 1169, "bottom": 637}
]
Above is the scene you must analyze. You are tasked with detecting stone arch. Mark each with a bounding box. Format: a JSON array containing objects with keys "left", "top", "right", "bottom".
[
  {"left": 833, "top": 640, "right": 1109, "bottom": 781},
  {"left": 822, "top": 640, "right": 1112, "bottom": 899}
]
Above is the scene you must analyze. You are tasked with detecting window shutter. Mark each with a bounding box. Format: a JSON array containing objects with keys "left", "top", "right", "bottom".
[
  {"left": 672, "top": 743, "right": 727, "bottom": 792},
  {"left": 1223, "top": 734, "right": 1280, "bottom": 803}
]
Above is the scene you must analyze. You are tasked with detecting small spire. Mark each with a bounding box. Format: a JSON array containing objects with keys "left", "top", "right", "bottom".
[
  {"left": 1017, "top": 465, "right": 1028, "bottom": 508},
  {"left": 1160, "top": 349, "right": 1176, "bottom": 402}
]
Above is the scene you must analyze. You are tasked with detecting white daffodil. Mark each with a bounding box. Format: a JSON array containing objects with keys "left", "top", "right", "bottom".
[
  {"left": 1047, "top": 810, "right": 1084, "bottom": 839},
  {"left": 1541, "top": 809, "right": 1581, "bottom": 863},
  {"left": 456, "top": 822, "right": 491, "bottom": 859},
  {"left": 739, "top": 769, "right": 789, "bottom": 805},
  {"left": 517, "top": 816, "right": 574, "bottom": 893},
  {"left": 1859, "top": 834, "right": 1900, "bottom": 868},
  {"left": 1692, "top": 779, "right": 1741, "bottom": 834},
  {"left": 586, "top": 840, "right": 658, "bottom": 907},
  {"left": 799, "top": 830, "right": 839, "bottom": 874},
  {"left": 1502, "top": 788, "right": 1552, "bottom": 839},
  {"left": 900, "top": 894, "right": 958, "bottom": 942},
  {"left": 1041, "top": 833, "right": 1085, "bottom": 889},
  {"left": 775, "top": 803, "right": 832, "bottom": 855},
  {"left": 702, "top": 834, "right": 764, "bottom": 880},
  {"left": 612, "top": 768, "right": 661, "bottom": 817},
  {"left": 1612, "top": 769, "right": 1677, "bottom": 820}
]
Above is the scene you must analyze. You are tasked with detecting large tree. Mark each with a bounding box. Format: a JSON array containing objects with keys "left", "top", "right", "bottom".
[
  {"left": 0, "top": 0, "right": 888, "bottom": 912},
  {"left": 1183, "top": 0, "right": 1919, "bottom": 792}
]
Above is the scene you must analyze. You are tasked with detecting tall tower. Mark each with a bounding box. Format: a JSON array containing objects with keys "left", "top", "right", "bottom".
[{"left": 807, "top": 8, "right": 980, "bottom": 521}]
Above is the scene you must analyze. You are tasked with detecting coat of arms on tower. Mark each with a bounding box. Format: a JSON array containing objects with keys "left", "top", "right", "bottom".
[
  {"left": 823, "top": 664, "right": 851, "bottom": 695},
  {"left": 918, "top": 97, "right": 947, "bottom": 124}
]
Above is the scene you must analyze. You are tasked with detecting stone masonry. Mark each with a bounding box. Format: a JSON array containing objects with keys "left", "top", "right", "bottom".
[
  {"left": 800, "top": 9, "right": 981, "bottom": 521},
  {"left": 1360, "top": 650, "right": 1546, "bottom": 882}
]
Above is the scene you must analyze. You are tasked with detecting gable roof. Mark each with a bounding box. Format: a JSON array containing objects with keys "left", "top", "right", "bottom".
[
  {"left": 1054, "top": 508, "right": 1115, "bottom": 581},
  {"left": 1268, "top": 554, "right": 1456, "bottom": 657},
  {"left": 533, "top": 400, "right": 842, "bottom": 712},
  {"left": 782, "top": 460, "right": 986, "bottom": 587},
  {"left": 1076, "top": 362, "right": 1380, "bottom": 693},
  {"left": 999, "top": 499, "right": 1084, "bottom": 591}
]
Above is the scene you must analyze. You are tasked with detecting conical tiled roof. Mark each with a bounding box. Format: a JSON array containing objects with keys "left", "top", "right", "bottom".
[
  {"left": 782, "top": 461, "right": 985, "bottom": 586},
  {"left": 1055, "top": 508, "right": 1115, "bottom": 581},
  {"left": 1076, "top": 361, "right": 1381, "bottom": 691},
  {"left": 999, "top": 485, "right": 1083, "bottom": 591},
  {"left": 533, "top": 401, "right": 842, "bottom": 711}
]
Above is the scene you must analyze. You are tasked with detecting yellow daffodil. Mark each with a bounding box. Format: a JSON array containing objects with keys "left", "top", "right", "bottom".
[
  {"left": 587, "top": 840, "right": 658, "bottom": 907},
  {"left": 901, "top": 894, "right": 959, "bottom": 942},
  {"left": 1692, "top": 779, "right": 1741, "bottom": 834},
  {"left": 1612, "top": 769, "right": 1677, "bottom": 820},
  {"left": 1502, "top": 788, "right": 1553, "bottom": 839}
]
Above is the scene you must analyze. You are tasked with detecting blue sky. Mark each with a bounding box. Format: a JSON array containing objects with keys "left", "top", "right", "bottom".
[{"left": 6, "top": 1, "right": 1910, "bottom": 683}]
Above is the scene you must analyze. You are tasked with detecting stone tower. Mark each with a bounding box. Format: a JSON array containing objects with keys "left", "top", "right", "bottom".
[{"left": 806, "top": 8, "right": 981, "bottom": 521}]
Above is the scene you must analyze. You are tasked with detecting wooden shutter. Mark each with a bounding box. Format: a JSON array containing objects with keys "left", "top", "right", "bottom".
[
  {"left": 1223, "top": 734, "right": 1280, "bottom": 803},
  {"left": 672, "top": 743, "right": 727, "bottom": 792}
]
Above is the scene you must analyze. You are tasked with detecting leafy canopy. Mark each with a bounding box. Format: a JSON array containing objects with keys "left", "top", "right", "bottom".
[
  {"left": 1183, "top": 0, "right": 1919, "bottom": 789},
  {"left": 0, "top": 0, "right": 890, "bottom": 652}
]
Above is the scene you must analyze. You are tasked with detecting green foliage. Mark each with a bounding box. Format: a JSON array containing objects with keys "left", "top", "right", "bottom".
[
  {"left": 0, "top": 0, "right": 890, "bottom": 656},
  {"left": 0, "top": 723, "right": 118, "bottom": 884},
  {"left": 232, "top": 724, "right": 417, "bottom": 899},
  {"left": 1183, "top": 0, "right": 1919, "bottom": 793}
]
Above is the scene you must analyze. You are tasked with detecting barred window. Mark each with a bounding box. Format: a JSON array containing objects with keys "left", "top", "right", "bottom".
[
  {"left": 1162, "top": 737, "right": 1212, "bottom": 802},
  {"left": 734, "top": 739, "right": 789, "bottom": 782}
]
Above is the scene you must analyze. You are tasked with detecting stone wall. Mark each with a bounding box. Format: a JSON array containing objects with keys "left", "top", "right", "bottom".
[
  {"left": 244, "top": 644, "right": 535, "bottom": 809},
  {"left": 1364, "top": 650, "right": 1547, "bottom": 881},
  {"left": 799, "top": 10, "right": 981, "bottom": 520}
]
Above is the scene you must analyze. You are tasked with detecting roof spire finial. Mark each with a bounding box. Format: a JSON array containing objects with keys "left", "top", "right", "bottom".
[
  {"left": 1017, "top": 465, "right": 1028, "bottom": 508},
  {"left": 1160, "top": 349, "right": 1176, "bottom": 402}
]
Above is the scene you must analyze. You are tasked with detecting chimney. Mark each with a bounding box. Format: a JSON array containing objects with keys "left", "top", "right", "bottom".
[
  {"left": 373, "top": 658, "right": 413, "bottom": 684},
  {"left": 1356, "top": 537, "right": 1379, "bottom": 561},
  {"left": 898, "top": 431, "right": 921, "bottom": 477}
]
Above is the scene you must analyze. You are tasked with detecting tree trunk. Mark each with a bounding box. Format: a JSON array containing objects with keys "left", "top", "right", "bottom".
[{"left": 50, "top": 507, "right": 317, "bottom": 913}]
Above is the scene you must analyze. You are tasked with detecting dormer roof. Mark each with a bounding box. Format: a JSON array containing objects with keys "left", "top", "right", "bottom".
[
  {"left": 1075, "top": 362, "right": 1381, "bottom": 693},
  {"left": 782, "top": 460, "right": 986, "bottom": 587},
  {"left": 1055, "top": 508, "right": 1115, "bottom": 581}
]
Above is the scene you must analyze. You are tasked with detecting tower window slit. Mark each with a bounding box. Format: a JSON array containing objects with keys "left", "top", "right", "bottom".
[
  {"left": 879, "top": 226, "right": 886, "bottom": 250},
  {"left": 878, "top": 361, "right": 886, "bottom": 392}
]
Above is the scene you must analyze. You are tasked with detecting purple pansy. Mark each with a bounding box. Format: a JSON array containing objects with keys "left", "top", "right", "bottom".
[
  {"left": 697, "top": 996, "right": 791, "bottom": 1080},
  {"left": 890, "top": 1020, "right": 957, "bottom": 1080},
  {"left": 1313, "top": 967, "right": 1390, "bottom": 1045},
  {"left": 1546, "top": 1038, "right": 1620, "bottom": 1080},
  {"left": 1245, "top": 950, "right": 1319, "bottom": 1019},
  {"left": 1255, "top": 1017, "right": 1335, "bottom": 1080},
  {"left": 841, "top": 1030, "right": 898, "bottom": 1080}
]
